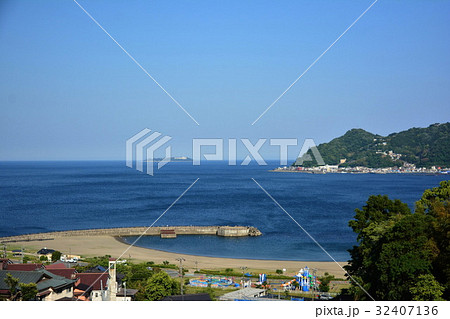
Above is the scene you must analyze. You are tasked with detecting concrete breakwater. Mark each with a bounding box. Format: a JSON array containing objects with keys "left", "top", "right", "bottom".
[{"left": 0, "top": 226, "right": 262, "bottom": 243}]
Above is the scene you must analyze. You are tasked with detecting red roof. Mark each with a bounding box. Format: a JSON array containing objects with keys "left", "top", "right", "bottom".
[
  {"left": 76, "top": 273, "right": 109, "bottom": 291},
  {"left": 45, "top": 263, "right": 68, "bottom": 269},
  {"left": 46, "top": 268, "right": 77, "bottom": 279},
  {"left": 6, "top": 263, "right": 43, "bottom": 271}
]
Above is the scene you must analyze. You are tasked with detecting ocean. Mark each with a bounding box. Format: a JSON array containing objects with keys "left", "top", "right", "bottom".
[{"left": 0, "top": 161, "right": 447, "bottom": 261}]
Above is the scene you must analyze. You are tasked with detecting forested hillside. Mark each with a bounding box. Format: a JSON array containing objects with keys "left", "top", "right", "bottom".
[{"left": 296, "top": 123, "right": 450, "bottom": 168}]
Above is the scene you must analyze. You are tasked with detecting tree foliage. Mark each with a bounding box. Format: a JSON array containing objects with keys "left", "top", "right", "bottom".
[
  {"left": 318, "top": 273, "right": 335, "bottom": 292},
  {"left": 124, "top": 263, "right": 154, "bottom": 284},
  {"left": 19, "top": 283, "right": 38, "bottom": 301},
  {"left": 140, "top": 271, "right": 179, "bottom": 301},
  {"left": 51, "top": 251, "right": 62, "bottom": 262},
  {"left": 409, "top": 274, "right": 444, "bottom": 301},
  {"left": 4, "top": 273, "right": 19, "bottom": 300},
  {"left": 345, "top": 181, "right": 450, "bottom": 300}
]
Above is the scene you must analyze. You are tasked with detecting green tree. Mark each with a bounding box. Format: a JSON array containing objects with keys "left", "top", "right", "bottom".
[
  {"left": 141, "top": 272, "right": 179, "bottom": 301},
  {"left": 416, "top": 180, "right": 450, "bottom": 299},
  {"left": 19, "top": 283, "right": 38, "bottom": 301},
  {"left": 275, "top": 269, "right": 283, "bottom": 274},
  {"left": 346, "top": 181, "right": 450, "bottom": 301},
  {"left": 124, "top": 263, "right": 153, "bottom": 284},
  {"left": 416, "top": 180, "right": 450, "bottom": 214},
  {"left": 346, "top": 195, "right": 411, "bottom": 300},
  {"left": 318, "top": 273, "right": 335, "bottom": 292},
  {"left": 51, "top": 251, "right": 62, "bottom": 262},
  {"left": 410, "top": 274, "right": 445, "bottom": 301},
  {"left": 375, "top": 212, "right": 435, "bottom": 300},
  {"left": 4, "top": 273, "right": 19, "bottom": 300}
]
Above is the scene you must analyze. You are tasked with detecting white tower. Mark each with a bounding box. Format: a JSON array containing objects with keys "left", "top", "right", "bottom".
[{"left": 107, "top": 258, "right": 118, "bottom": 301}]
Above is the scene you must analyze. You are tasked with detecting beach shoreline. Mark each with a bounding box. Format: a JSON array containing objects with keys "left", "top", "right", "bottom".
[{"left": 7, "top": 235, "right": 349, "bottom": 278}]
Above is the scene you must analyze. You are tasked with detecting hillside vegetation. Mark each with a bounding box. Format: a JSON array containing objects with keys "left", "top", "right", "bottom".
[{"left": 296, "top": 123, "right": 450, "bottom": 168}]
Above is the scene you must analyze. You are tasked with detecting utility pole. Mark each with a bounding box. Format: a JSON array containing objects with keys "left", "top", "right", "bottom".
[
  {"left": 2, "top": 244, "right": 6, "bottom": 259},
  {"left": 194, "top": 260, "right": 198, "bottom": 272},
  {"left": 176, "top": 257, "right": 186, "bottom": 297},
  {"left": 240, "top": 266, "right": 247, "bottom": 286}
]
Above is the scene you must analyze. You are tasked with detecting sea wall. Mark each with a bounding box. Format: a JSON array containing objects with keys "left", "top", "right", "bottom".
[
  {"left": 0, "top": 226, "right": 262, "bottom": 243},
  {"left": 217, "top": 226, "right": 250, "bottom": 237}
]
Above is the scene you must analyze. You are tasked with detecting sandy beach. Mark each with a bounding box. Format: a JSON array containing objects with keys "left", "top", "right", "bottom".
[{"left": 9, "top": 236, "right": 348, "bottom": 277}]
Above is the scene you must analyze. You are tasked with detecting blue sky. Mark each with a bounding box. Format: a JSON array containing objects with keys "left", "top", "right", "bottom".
[{"left": 1, "top": 0, "right": 449, "bottom": 160}]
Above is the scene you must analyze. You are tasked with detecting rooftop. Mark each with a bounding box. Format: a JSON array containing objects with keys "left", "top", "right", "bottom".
[
  {"left": 37, "top": 248, "right": 55, "bottom": 255},
  {"left": 117, "top": 288, "right": 138, "bottom": 297},
  {"left": 219, "top": 288, "right": 266, "bottom": 301},
  {"left": 46, "top": 268, "right": 77, "bottom": 280},
  {"left": 0, "top": 269, "right": 75, "bottom": 292},
  {"left": 45, "top": 262, "right": 68, "bottom": 269},
  {"left": 5, "top": 263, "right": 43, "bottom": 271},
  {"left": 161, "top": 293, "right": 212, "bottom": 301},
  {"left": 75, "top": 273, "right": 109, "bottom": 291}
]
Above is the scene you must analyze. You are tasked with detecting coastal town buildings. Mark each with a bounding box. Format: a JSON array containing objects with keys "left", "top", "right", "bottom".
[
  {"left": 277, "top": 163, "right": 450, "bottom": 174},
  {"left": 0, "top": 269, "right": 75, "bottom": 301},
  {"left": 0, "top": 257, "right": 136, "bottom": 301},
  {"left": 74, "top": 273, "right": 109, "bottom": 301},
  {"left": 37, "top": 248, "right": 55, "bottom": 261}
]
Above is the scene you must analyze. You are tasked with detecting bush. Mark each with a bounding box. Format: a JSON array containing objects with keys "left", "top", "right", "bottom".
[
  {"left": 141, "top": 272, "right": 179, "bottom": 301},
  {"left": 19, "top": 283, "right": 38, "bottom": 301},
  {"left": 318, "top": 273, "right": 335, "bottom": 292},
  {"left": 51, "top": 251, "right": 62, "bottom": 262}
]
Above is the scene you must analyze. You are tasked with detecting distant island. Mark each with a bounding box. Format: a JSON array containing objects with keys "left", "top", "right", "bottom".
[{"left": 275, "top": 123, "right": 450, "bottom": 174}]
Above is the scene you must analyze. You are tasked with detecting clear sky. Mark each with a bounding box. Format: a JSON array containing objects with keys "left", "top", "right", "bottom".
[{"left": 1, "top": 0, "right": 449, "bottom": 160}]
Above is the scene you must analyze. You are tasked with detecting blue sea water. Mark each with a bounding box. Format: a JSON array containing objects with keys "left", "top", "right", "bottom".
[{"left": 0, "top": 161, "right": 447, "bottom": 261}]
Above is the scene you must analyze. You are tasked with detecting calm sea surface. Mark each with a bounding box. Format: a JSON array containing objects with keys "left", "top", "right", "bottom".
[{"left": 0, "top": 161, "right": 447, "bottom": 261}]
